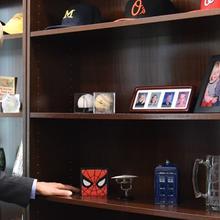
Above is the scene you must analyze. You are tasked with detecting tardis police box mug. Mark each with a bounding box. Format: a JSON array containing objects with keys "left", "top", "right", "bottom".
[{"left": 154, "top": 160, "right": 178, "bottom": 205}]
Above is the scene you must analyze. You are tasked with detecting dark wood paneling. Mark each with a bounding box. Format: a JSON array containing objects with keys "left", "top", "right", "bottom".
[
  {"left": 29, "top": 118, "right": 220, "bottom": 219},
  {"left": 30, "top": 119, "right": 220, "bottom": 202},
  {"left": 28, "top": 0, "right": 220, "bottom": 219},
  {"left": 30, "top": 26, "right": 220, "bottom": 113},
  {"left": 30, "top": 199, "right": 165, "bottom": 220}
]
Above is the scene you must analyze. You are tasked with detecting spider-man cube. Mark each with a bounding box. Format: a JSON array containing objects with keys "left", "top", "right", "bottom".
[{"left": 81, "top": 168, "right": 108, "bottom": 197}]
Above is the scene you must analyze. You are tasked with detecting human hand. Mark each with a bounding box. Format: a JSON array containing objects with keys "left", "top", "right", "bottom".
[{"left": 36, "top": 181, "right": 80, "bottom": 197}]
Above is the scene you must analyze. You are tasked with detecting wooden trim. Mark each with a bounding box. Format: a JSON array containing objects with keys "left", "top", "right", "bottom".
[
  {"left": 30, "top": 112, "right": 220, "bottom": 121},
  {"left": 41, "top": 195, "right": 220, "bottom": 220},
  {"left": 30, "top": 9, "right": 220, "bottom": 37}
]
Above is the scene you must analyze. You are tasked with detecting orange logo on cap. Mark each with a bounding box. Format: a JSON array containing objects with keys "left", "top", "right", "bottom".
[
  {"left": 201, "top": 0, "right": 220, "bottom": 9},
  {"left": 204, "top": 0, "right": 215, "bottom": 6},
  {"left": 131, "top": 0, "right": 146, "bottom": 16}
]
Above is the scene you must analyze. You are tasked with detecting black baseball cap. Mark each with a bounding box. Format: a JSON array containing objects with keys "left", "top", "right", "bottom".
[
  {"left": 46, "top": 3, "right": 102, "bottom": 29},
  {"left": 114, "top": 0, "right": 177, "bottom": 22}
]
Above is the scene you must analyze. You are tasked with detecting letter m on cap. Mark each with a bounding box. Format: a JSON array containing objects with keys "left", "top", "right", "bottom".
[{"left": 63, "top": 9, "right": 75, "bottom": 19}]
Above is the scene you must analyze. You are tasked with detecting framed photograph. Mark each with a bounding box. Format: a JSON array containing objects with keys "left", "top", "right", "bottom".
[
  {"left": 0, "top": 76, "right": 16, "bottom": 102},
  {"left": 130, "top": 86, "right": 193, "bottom": 112},
  {"left": 74, "top": 93, "right": 94, "bottom": 113},
  {"left": 94, "top": 92, "right": 115, "bottom": 114},
  {"left": 194, "top": 55, "right": 220, "bottom": 112}
]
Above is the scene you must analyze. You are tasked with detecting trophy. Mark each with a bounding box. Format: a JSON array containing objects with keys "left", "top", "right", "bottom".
[
  {"left": 111, "top": 175, "right": 137, "bottom": 200},
  {"left": 0, "top": 147, "right": 6, "bottom": 171}
]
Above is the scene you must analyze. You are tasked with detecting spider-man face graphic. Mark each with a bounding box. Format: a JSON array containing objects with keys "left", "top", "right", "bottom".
[{"left": 81, "top": 169, "right": 108, "bottom": 196}]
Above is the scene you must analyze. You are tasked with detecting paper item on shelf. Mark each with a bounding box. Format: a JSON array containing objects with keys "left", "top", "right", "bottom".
[
  {"left": 12, "top": 140, "right": 23, "bottom": 176},
  {"left": 0, "top": 76, "right": 16, "bottom": 102}
]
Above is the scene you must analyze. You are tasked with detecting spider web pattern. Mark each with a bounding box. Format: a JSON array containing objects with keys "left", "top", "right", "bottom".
[{"left": 81, "top": 169, "right": 107, "bottom": 196}]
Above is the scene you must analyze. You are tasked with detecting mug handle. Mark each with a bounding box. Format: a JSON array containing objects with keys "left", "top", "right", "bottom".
[{"left": 192, "top": 158, "right": 208, "bottom": 198}]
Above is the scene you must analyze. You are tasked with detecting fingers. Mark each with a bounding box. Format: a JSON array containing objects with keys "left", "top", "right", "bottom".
[
  {"left": 50, "top": 183, "right": 79, "bottom": 197},
  {"left": 55, "top": 183, "right": 80, "bottom": 193},
  {"left": 50, "top": 183, "right": 80, "bottom": 192},
  {"left": 36, "top": 181, "right": 80, "bottom": 197},
  {"left": 51, "top": 188, "right": 73, "bottom": 197}
]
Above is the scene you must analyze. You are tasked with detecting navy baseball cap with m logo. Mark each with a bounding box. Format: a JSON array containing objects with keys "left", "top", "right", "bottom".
[{"left": 46, "top": 3, "right": 102, "bottom": 29}]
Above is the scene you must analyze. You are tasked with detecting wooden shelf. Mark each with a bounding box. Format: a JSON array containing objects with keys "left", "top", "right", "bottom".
[
  {"left": 30, "top": 112, "right": 220, "bottom": 121},
  {"left": 3, "top": 34, "right": 22, "bottom": 40},
  {"left": 0, "top": 112, "right": 22, "bottom": 118},
  {"left": 41, "top": 195, "right": 220, "bottom": 220},
  {"left": 30, "top": 9, "right": 220, "bottom": 38},
  {"left": 28, "top": 1, "right": 220, "bottom": 219}
]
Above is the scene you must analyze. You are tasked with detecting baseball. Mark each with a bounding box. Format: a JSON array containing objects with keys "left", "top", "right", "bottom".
[
  {"left": 95, "top": 93, "right": 113, "bottom": 112},
  {"left": 77, "top": 93, "right": 93, "bottom": 108}
]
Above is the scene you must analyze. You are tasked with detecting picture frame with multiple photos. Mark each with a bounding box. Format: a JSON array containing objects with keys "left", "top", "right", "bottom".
[{"left": 130, "top": 86, "right": 193, "bottom": 112}]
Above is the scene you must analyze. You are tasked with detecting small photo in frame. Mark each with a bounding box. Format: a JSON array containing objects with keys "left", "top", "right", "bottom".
[
  {"left": 74, "top": 93, "right": 93, "bottom": 113},
  {"left": 148, "top": 92, "right": 161, "bottom": 108},
  {"left": 94, "top": 92, "right": 115, "bottom": 114},
  {"left": 194, "top": 55, "right": 220, "bottom": 112},
  {"left": 130, "top": 86, "right": 193, "bottom": 112}
]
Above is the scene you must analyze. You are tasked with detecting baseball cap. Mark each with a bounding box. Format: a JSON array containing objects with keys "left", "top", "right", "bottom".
[
  {"left": 200, "top": 0, "right": 220, "bottom": 10},
  {"left": 2, "top": 13, "right": 23, "bottom": 34},
  {"left": 46, "top": 3, "right": 102, "bottom": 29},
  {"left": 114, "top": 0, "right": 177, "bottom": 22}
]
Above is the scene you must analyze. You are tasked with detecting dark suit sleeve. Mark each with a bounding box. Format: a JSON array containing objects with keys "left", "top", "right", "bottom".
[{"left": 0, "top": 171, "right": 34, "bottom": 207}]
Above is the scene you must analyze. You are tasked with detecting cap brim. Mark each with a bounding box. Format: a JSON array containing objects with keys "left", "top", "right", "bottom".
[
  {"left": 46, "top": 22, "right": 97, "bottom": 29},
  {"left": 188, "top": 8, "right": 220, "bottom": 13},
  {"left": 2, "top": 26, "right": 22, "bottom": 34},
  {"left": 113, "top": 18, "right": 137, "bottom": 22},
  {"left": 45, "top": 24, "right": 72, "bottom": 30},
  {"left": 0, "top": 21, "right": 8, "bottom": 34}
]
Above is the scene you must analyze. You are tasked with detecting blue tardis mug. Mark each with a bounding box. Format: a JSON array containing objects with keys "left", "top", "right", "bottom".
[{"left": 154, "top": 160, "right": 178, "bottom": 205}]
